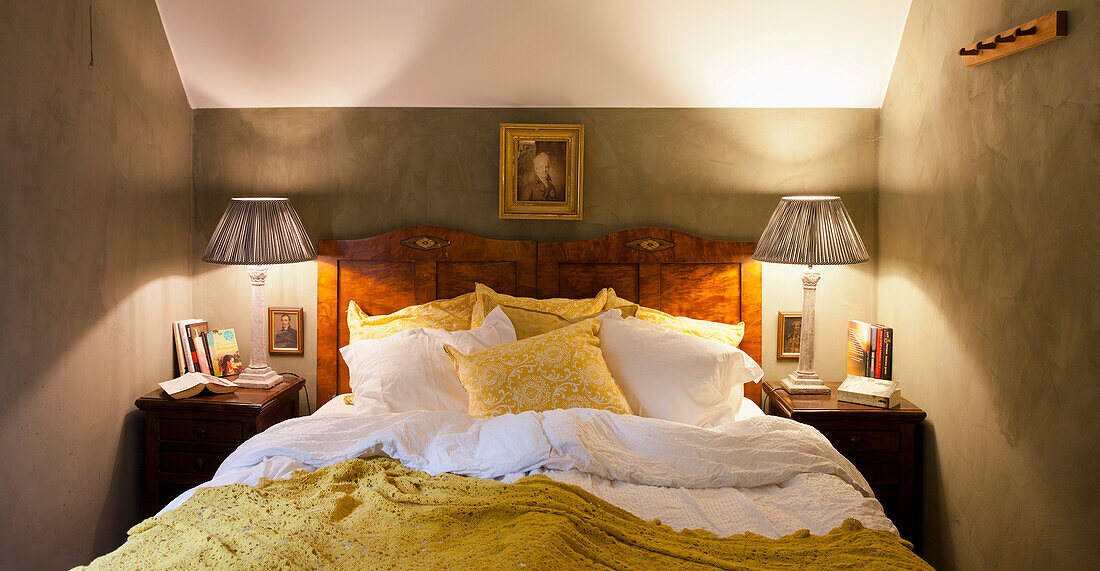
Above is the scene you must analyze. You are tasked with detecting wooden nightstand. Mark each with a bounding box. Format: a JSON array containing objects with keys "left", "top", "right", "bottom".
[
  {"left": 135, "top": 375, "right": 305, "bottom": 515},
  {"left": 762, "top": 380, "right": 926, "bottom": 546}
]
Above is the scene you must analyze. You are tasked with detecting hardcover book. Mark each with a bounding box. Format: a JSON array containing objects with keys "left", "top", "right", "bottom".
[
  {"left": 846, "top": 320, "right": 873, "bottom": 376},
  {"left": 175, "top": 319, "right": 205, "bottom": 373},
  {"left": 206, "top": 329, "right": 244, "bottom": 377},
  {"left": 185, "top": 321, "right": 210, "bottom": 373}
]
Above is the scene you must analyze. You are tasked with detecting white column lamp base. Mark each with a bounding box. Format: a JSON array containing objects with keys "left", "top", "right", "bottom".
[
  {"left": 234, "top": 367, "right": 283, "bottom": 389},
  {"left": 781, "top": 372, "right": 832, "bottom": 395},
  {"left": 235, "top": 265, "right": 283, "bottom": 390}
]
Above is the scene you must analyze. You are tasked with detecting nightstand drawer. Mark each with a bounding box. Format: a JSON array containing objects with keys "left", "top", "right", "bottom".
[
  {"left": 161, "top": 418, "right": 243, "bottom": 443},
  {"left": 821, "top": 430, "right": 899, "bottom": 454},
  {"left": 858, "top": 463, "right": 900, "bottom": 486},
  {"left": 160, "top": 451, "right": 228, "bottom": 475}
]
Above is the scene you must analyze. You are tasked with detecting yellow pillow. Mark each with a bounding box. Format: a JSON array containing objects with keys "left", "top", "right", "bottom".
[
  {"left": 499, "top": 304, "right": 639, "bottom": 340},
  {"left": 602, "top": 289, "right": 640, "bottom": 314},
  {"left": 347, "top": 292, "right": 475, "bottom": 342},
  {"left": 444, "top": 319, "right": 633, "bottom": 418},
  {"left": 469, "top": 283, "right": 613, "bottom": 329},
  {"left": 608, "top": 292, "right": 745, "bottom": 348}
]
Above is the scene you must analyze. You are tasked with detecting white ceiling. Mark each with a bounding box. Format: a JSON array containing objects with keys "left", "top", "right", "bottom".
[{"left": 155, "top": 0, "right": 912, "bottom": 109}]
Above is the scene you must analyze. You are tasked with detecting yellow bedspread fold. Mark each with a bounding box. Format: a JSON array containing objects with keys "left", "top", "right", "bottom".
[{"left": 82, "top": 458, "right": 931, "bottom": 570}]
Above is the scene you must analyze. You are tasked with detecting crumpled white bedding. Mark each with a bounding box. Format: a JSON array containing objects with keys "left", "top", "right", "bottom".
[{"left": 160, "top": 403, "right": 896, "bottom": 538}]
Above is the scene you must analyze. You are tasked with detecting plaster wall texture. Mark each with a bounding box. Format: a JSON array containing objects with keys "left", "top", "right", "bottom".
[
  {"left": 191, "top": 107, "right": 880, "bottom": 400},
  {"left": 877, "top": 0, "right": 1099, "bottom": 568},
  {"left": 0, "top": 0, "right": 193, "bottom": 568}
]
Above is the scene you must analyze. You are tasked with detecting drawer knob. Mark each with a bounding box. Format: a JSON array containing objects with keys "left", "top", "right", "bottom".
[
  {"left": 195, "top": 427, "right": 207, "bottom": 440},
  {"left": 194, "top": 457, "right": 205, "bottom": 472},
  {"left": 849, "top": 436, "right": 862, "bottom": 450}
]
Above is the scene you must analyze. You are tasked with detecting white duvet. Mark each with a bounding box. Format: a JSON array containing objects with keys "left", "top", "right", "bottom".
[{"left": 162, "top": 404, "right": 895, "bottom": 539}]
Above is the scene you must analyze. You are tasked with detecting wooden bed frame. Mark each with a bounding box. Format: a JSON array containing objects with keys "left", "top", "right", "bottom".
[{"left": 317, "top": 227, "right": 763, "bottom": 407}]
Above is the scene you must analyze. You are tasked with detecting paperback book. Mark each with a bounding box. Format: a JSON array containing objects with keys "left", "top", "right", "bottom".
[
  {"left": 206, "top": 329, "right": 244, "bottom": 377},
  {"left": 159, "top": 372, "right": 238, "bottom": 400}
]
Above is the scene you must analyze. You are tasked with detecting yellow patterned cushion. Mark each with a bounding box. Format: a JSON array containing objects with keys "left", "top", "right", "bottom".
[
  {"left": 469, "top": 283, "right": 613, "bottom": 329},
  {"left": 499, "top": 304, "right": 638, "bottom": 340},
  {"left": 444, "top": 319, "right": 632, "bottom": 418},
  {"left": 608, "top": 293, "right": 745, "bottom": 348},
  {"left": 603, "top": 289, "right": 641, "bottom": 314},
  {"left": 347, "top": 292, "right": 475, "bottom": 342}
]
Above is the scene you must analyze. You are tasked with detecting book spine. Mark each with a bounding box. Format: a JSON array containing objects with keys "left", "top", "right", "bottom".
[
  {"left": 874, "top": 327, "right": 884, "bottom": 379},
  {"left": 206, "top": 332, "right": 220, "bottom": 377},
  {"left": 177, "top": 321, "right": 191, "bottom": 372},
  {"left": 173, "top": 321, "right": 186, "bottom": 375},
  {"left": 202, "top": 334, "right": 215, "bottom": 375},
  {"left": 838, "top": 389, "right": 898, "bottom": 409},
  {"left": 185, "top": 324, "right": 201, "bottom": 372},
  {"left": 881, "top": 328, "right": 893, "bottom": 380},
  {"left": 194, "top": 333, "right": 211, "bottom": 375},
  {"left": 866, "top": 325, "right": 876, "bottom": 377}
]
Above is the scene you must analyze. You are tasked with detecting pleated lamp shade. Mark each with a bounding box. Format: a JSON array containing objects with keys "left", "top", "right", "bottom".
[
  {"left": 753, "top": 196, "right": 869, "bottom": 265},
  {"left": 202, "top": 198, "right": 316, "bottom": 265}
]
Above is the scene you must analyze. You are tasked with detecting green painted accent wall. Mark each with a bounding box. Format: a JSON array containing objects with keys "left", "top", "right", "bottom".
[
  {"left": 0, "top": 0, "right": 193, "bottom": 568},
  {"left": 190, "top": 107, "right": 881, "bottom": 395},
  {"left": 878, "top": 1, "right": 1099, "bottom": 568}
]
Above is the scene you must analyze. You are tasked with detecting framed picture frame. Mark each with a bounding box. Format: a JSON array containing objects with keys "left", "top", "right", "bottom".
[
  {"left": 268, "top": 307, "right": 304, "bottom": 355},
  {"left": 499, "top": 123, "right": 584, "bottom": 220},
  {"left": 777, "top": 311, "right": 802, "bottom": 360}
]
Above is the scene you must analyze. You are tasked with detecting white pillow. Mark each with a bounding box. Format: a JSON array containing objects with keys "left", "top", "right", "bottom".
[
  {"left": 340, "top": 306, "right": 517, "bottom": 413},
  {"left": 597, "top": 315, "right": 763, "bottom": 427}
]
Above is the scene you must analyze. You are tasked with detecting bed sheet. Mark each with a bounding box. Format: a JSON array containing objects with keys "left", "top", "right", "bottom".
[
  {"left": 161, "top": 403, "right": 896, "bottom": 540},
  {"left": 314, "top": 392, "right": 767, "bottom": 422}
]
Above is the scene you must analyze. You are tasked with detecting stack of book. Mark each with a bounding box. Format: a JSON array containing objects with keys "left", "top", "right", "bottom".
[
  {"left": 846, "top": 320, "right": 893, "bottom": 380},
  {"left": 843, "top": 320, "right": 898, "bottom": 408},
  {"left": 173, "top": 320, "right": 244, "bottom": 378}
]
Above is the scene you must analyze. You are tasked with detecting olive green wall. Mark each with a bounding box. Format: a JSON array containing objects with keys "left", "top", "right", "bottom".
[
  {"left": 190, "top": 107, "right": 881, "bottom": 396},
  {"left": 878, "top": 1, "right": 1099, "bottom": 568},
  {"left": 0, "top": 1, "right": 193, "bottom": 568}
]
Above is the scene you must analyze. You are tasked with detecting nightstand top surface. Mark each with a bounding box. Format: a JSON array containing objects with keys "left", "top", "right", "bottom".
[
  {"left": 136, "top": 375, "right": 304, "bottom": 413},
  {"left": 763, "top": 380, "right": 926, "bottom": 421}
]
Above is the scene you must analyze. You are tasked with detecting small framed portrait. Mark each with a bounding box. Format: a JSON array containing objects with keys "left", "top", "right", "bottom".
[
  {"left": 269, "top": 307, "right": 304, "bottom": 355},
  {"left": 499, "top": 123, "right": 583, "bottom": 220},
  {"left": 778, "top": 312, "right": 803, "bottom": 360}
]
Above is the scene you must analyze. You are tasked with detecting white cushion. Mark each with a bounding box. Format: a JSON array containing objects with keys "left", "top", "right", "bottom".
[
  {"left": 597, "top": 314, "right": 763, "bottom": 427},
  {"left": 340, "top": 306, "right": 517, "bottom": 413}
]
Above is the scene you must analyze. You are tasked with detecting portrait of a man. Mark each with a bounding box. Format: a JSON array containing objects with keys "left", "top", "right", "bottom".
[
  {"left": 499, "top": 124, "right": 583, "bottom": 219},
  {"left": 777, "top": 312, "right": 802, "bottom": 359},
  {"left": 516, "top": 141, "right": 567, "bottom": 202},
  {"left": 274, "top": 314, "right": 298, "bottom": 349},
  {"left": 268, "top": 307, "right": 304, "bottom": 354}
]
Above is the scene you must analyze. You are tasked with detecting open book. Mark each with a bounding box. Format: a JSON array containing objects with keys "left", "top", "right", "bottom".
[{"left": 159, "top": 372, "right": 239, "bottom": 400}]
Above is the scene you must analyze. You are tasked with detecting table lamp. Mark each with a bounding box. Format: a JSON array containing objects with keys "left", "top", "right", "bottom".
[
  {"left": 202, "top": 198, "right": 316, "bottom": 388},
  {"left": 754, "top": 196, "right": 869, "bottom": 394}
]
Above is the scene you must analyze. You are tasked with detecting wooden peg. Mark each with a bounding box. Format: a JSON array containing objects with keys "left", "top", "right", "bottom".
[{"left": 958, "top": 11, "right": 1067, "bottom": 67}]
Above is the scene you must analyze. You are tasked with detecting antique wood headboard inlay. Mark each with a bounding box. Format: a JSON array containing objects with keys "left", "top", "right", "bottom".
[
  {"left": 624, "top": 236, "right": 675, "bottom": 253},
  {"left": 317, "top": 227, "right": 763, "bottom": 406},
  {"left": 399, "top": 235, "right": 451, "bottom": 251}
]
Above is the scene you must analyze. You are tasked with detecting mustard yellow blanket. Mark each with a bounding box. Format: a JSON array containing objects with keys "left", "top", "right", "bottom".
[{"left": 83, "top": 458, "right": 931, "bottom": 570}]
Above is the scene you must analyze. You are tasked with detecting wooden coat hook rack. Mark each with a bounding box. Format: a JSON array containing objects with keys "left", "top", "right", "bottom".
[{"left": 959, "top": 11, "right": 1067, "bottom": 67}]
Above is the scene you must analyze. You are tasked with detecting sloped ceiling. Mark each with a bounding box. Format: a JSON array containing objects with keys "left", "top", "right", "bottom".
[{"left": 156, "top": 0, "right": 911, "bottom": 109}]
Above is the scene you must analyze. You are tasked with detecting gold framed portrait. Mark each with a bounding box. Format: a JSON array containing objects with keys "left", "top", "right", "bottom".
[
  {"left": 269, "top": 306, "right": 304, "bottom": 355},
  {"left": 499, "top": 123, "right": 583, "bottom": 220},
  {"left": 777, "top": 311, "right": 802, "bottom": 360}
]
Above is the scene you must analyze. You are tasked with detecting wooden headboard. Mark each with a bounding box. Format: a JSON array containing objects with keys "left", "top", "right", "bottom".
[{"left": 317, "top": 227, "right": 763, "bottom": 406}]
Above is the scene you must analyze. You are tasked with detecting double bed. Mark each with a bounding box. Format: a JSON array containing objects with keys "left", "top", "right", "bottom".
[{"left": 84, "top": 227, "right": 929, "bottom": 569}]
